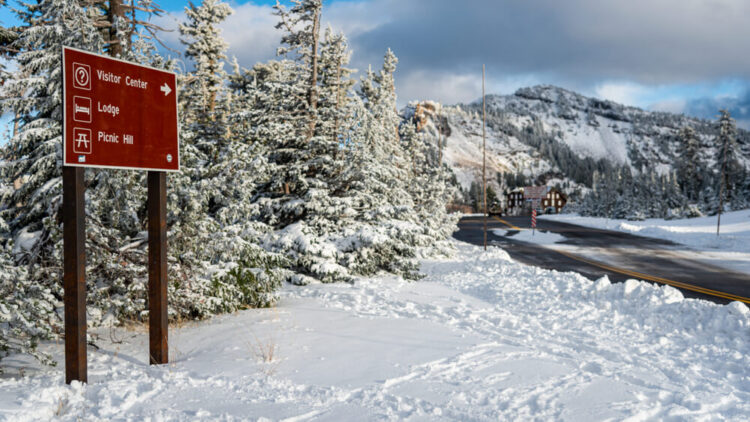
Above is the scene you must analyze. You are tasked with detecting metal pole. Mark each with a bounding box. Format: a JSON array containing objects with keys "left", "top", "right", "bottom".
[
  {"left": 482, "top": 64, "right": 487, "bottom": 251},
  {"left": 63, "top": 166, "right": 86, "bottom": 384},
  {"left": 148, "top": 171, "right": 168, "bottom": 364}
]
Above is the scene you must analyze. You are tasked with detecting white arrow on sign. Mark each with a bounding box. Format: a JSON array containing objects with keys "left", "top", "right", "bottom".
[{"left": 160, "top": 83, "right": 172, "bottom": 96}]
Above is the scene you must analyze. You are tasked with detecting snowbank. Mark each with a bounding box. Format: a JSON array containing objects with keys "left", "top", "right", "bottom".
[
  {"left": 1, "top": 242, "right": 749, "bottom": 420},
  {"left": 491, "top": 228, "right": 566, "bottom": 245}
]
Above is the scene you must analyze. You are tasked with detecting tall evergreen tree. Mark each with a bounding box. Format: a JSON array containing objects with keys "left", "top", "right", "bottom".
[
  {"left": 1, "top": 0, "right": 103, "bottom": 268},
  {"left": 274, "top": 0, "right": 322, "bottom": 143},
  {"left": 676, "top": 126, "right": 703, "bottom": 202},
  {"left": 0, "top": 0, "right": 103, "bottom": 364},
  {"left": 317, "top": 26, "right": 355, "bottom": 149},
  {"left": 179, "top": 0, "right": 232, "bottom": 142},
  {"left": 172, "top": 0, "right": 287, "bottom": 313},
  {"left": 715, "top": 109, "right": 745, "bottom": 211}
]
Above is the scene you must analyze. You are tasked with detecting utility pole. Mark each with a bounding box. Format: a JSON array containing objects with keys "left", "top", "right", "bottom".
[{"left": 482, "top": 64, "right": 487, "bottom": 251}]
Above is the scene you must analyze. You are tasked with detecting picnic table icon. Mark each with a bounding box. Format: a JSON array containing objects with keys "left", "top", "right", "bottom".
[
  {"left": 73, "top": 128, "right": 92, "bottom": 154},
  {"left": 76, "top": 131, "right": 89, "bottom": 148}
]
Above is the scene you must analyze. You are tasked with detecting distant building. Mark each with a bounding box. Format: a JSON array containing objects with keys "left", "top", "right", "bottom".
[
  {"left": 504, "top": 186, "right": 567, "bottom": 215},
  {"left": 541, "top": 188, "right": 567, "bottom": 214},
  {"left": 504, "top": 188, "right": 525, "bottom": 215}
]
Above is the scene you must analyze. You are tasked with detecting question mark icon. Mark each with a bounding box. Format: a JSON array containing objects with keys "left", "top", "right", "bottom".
[{"left": 72, "top": 63, "right": 91, "bottom": 90}]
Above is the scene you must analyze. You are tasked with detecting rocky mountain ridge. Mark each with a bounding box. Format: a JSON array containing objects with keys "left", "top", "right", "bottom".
[{"left": 407, "top": 85, "right": 750, "bottom": 199}]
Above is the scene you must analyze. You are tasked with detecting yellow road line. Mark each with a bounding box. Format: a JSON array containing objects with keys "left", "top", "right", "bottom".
[
  {"left": 492, "top": 216, "right": 522, "bottom": 230},
  {"left": 553, "top": 248, "right": 750, "bottom": 304}
]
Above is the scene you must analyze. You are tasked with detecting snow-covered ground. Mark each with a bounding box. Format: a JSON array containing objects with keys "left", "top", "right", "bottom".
[
  {"left": 540, "top": 209, "right": 750, "bottom": 275},
  {"left": 3, "top": 242, "right": 750, "bottom": 421}
]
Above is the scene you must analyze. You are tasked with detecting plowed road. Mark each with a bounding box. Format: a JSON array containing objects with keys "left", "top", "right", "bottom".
[{"left": 455, "top": 215, "right": 750, "bottom": 305}]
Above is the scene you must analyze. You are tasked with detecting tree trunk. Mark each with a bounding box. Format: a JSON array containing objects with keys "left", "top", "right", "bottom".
[
  {"left": 332, "top": 57, "right": 341, "bottom": 148},
  {"left": 128, "top": 0, "right": 137, "bottom": 51},
  {"left": 209, "top": 59, "right": 217, "bottom": 118},
  {"left": 393, "top": 83, "right": 399, "bottom": 143},
  {"left": 107, "top": 0, "right": 126, "bottom": 57},
  {"left": 306, "top": 6, "right": 320, "bottom": 142}
]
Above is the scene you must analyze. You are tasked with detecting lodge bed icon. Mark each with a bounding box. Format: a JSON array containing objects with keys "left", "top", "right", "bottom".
[
  {"left": 73, "top": 96, "right": 92, "bottom": 123},
  {"left": 73, "top": 128, "right": 92, "bottom": 154}
]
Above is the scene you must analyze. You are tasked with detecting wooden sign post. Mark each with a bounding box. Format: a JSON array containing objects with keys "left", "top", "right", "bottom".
[
  {"left": 63, "top": 167, "right": 87, "bottom": 384},
  {"left": 62, "top": 46, "right": 179, "bottom": 383},
  {"left": 147, "top": 172, "right": 168, "bottom": 365}
]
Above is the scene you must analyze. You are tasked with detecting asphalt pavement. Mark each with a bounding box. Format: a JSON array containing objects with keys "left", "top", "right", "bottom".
[{"left": 454, "top": 215, "right": 750, "bottom": 304}]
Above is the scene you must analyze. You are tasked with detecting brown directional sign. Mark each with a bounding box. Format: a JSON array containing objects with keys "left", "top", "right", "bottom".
[
  {"left": 62, "top": 47, "right": 177, "bottom": 385},
  {"left": 62, "top": 46, "right": 179, "bottom": 171}
]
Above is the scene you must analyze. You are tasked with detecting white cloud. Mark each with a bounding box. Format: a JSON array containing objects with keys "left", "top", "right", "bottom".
[
  {"left": 396, "top": 71, "right": 480, "bottom": 106},
  {"left": 594, "top": 82, "right": 648, "bottom": 107},
  {"left": 158, "top": 1, "right": 392, "bottom": 73},
  {"left": 649, "top": 99, "right": 688, "bottom": 115},
  {"left": 153, "top": 0, "right": 750, "bottom": 116},
  {"left": 394, "top": 70, "right": 542, "bottom": 107},
  {"left": 323, "top": 1, "right": 392, "bottom": 40},
  {"left": 154, "top": 3, "right": 281, "bottom": 72},
  {"left": 221, "top": 3, "right": 282, "bottom": 68}
]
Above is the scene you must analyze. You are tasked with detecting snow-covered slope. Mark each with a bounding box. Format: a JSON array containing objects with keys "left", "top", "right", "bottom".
[
  {"left": 3, "top": 242, "right": 750, "bottom": 420},
  {"left": 407, "top": 85, "right": 750, "bottom": 194}
]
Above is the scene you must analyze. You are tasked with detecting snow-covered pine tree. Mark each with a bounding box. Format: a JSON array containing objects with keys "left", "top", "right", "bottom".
[
  {"left": 0, "top": 157, "right": 57, "bottom": 370},
  {"left": 339, "top": 51, "right": 457, "bottom": 277},
  {"left": 317, "top": 26, "right": 355, "bottom": 150},
  {"left": 249, "top": 0, "right": 360, "bottom": 284},
  {"left": 252, "top": 4, "right": 458, "bottom": 283},
  {"left": 582, "top": 169, "right": 619, "bottom": 218},
  {"left": 350, "top": 53, "right": 411, "bottom": 208},
  {"left": 172, "top": 0, "right": 234, "bottom": 283},
  {"left": 329, "top": 89, "right": 426, "bottom": 279},
  {"left": 664, "top": 172, "right": 684, "bottom": 217},
  {"left": 174, "top": 0, "right": 287, "bottom": 313},
  {"left": 0, "top": 0, "right": 16, "bottom": 84},
  {"left": 229, "top": 59, "right": 300, "bottom": 155},
  {"left": 0, "top": 0, "right": 104, "bottom": 363},
  {"left": 1, "top": 0, "right": 102, "bottom": 263},
  {"left": 715, "top": 109, "right": 746, "bottom": 211},
  {"left": 610, "top": 167, "right": 633, "bottom": 219},
  {"left": 274, "top": 0, "right": 322, "bottom": 143},
  {"left": 676, "top": 126, "right": 703, "bottom": 202},
  {"left": 0, "top": 234, "right": 58, "bottom": 372},
  {"left": 179, "top": 0, "right": 232, "bottom": 149},
  {"left": 263, "top": 0, "right": 348, "bottom": 220}
]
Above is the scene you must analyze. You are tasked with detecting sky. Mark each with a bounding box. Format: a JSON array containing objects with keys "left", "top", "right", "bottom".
[{"left": 2, "top": 0, "right": 750, "bottom": 128}]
